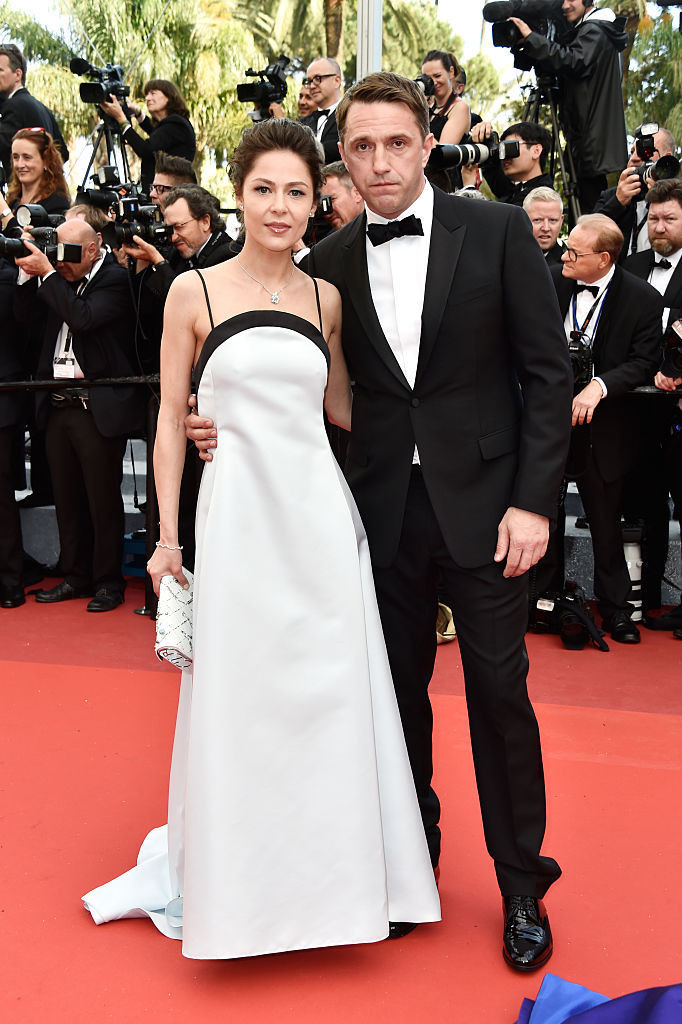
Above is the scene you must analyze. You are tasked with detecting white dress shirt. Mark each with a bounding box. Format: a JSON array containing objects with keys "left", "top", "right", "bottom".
[
  {"left": 314, "top": 99, "right": 339, "bottom": 140},
  {"left": 647, "top": 246, "right": 682, "bottom": 331},
  {"left": 563, "top": 265, "right": 615, "bottom": 396}
]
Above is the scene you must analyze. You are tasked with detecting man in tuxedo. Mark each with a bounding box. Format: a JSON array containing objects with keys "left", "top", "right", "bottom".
[
  {"left": 552, "top": 214, "right": 662, "bottom": 641},
  {"left": 594, "top": 124, "right": 677, "bottom": 260},
  {"left": 624, "top": 178, "right": 682, "bottom": 624},
  {"left": 14, "top": 220, "right": 143, "bottom": 611},
  {"left": 301, "top": 58, "right": 342, "bottom": 163},
  {"left": 523, "top": 187, "right": 566, "bottom": 264},
  {"left": 0, "top": 44, "right": 68, "bottom": 177},
  {"left": 188, "top": 72, "right": 572, "bottom": 969},
  {"left": 321, "top": 161, "right": 364, "bottom": 231}
]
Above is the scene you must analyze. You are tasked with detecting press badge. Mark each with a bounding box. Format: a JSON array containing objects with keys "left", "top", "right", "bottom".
[{"left": 53, "top": 355, "right": 77, "bottom": 378}]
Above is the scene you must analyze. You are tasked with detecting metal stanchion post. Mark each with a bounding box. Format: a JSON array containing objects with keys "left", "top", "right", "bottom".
[{"left": 134, "top": 390, "right": 160, "bottom": 617}]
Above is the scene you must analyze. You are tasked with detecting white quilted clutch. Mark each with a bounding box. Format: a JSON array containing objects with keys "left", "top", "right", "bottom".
[{"left": 155, "top": 570, "right": 194, "bottom": 669}]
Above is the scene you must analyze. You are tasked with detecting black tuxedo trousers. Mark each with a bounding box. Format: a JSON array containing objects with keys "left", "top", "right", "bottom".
[{"left": 309, "top": 189, "right": 572, "bottom": 895}]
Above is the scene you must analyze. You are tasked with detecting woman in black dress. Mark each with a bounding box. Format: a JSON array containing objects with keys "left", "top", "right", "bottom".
[{"left": 101, "top": 79, "right": 196, "bottom": 191}]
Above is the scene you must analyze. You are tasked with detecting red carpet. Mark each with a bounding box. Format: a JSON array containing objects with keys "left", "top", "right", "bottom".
[{"left": 2, "top": 580, "right": 681, "bottom": 1022}]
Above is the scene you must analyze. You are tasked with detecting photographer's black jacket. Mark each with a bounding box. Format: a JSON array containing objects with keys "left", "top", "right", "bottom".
[
  {"left": 121, "top": 113, "right": 196, "bottom": 189},
  {"left": 0, "top": 88, "right": 68, "bottom": 179},
  {"left": 481, "top": 165, "right": 553, "bottom": 206},
  {"left": 516, "top": 12, "right": 628, "bottom": 176}
]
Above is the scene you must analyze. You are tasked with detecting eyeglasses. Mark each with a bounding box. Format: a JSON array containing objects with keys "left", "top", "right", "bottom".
[
  {"left": 303, "top": 73, "right": 337, "bottom": 86},
  {"left": 565, "top": 248, "right": 606, "bottom": 262},
  {"left": 167, "top": 218, "right": 195, "bottom": 233},
  {"left": 150, "top": 182, "right": 173, "bottom": 194}
]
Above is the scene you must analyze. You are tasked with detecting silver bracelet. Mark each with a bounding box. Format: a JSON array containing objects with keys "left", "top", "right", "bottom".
[{"left": 156, "top": 541, "right": 183, "bottom": 550}]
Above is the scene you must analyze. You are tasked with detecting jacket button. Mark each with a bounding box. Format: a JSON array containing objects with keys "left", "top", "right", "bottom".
[{"left": 411, "top": 397, "right": 420, "bottom": 408}]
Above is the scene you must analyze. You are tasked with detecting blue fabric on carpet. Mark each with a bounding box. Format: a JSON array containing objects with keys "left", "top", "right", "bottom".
[{"left": 515, "top": 976, "right": 682, "bottom": 1024}]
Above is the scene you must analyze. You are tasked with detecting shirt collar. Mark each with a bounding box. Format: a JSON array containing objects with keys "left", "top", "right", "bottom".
[
  {"left": 654, "top": 247, "right": 682, "bottom": 269},
  {"left": 365, "top": 178, "right": 433, "bottom": 226},
  {"left": 577, "top": 265, "right": 615, "bottom": 292}
]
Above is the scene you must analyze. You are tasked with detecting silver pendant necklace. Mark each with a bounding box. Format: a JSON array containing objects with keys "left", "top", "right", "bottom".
[{"left": 237, "top": 256, "right": 295, "bottom": 305}]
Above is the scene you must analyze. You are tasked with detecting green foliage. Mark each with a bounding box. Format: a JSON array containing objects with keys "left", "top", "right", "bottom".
[{"left": 623, "top": 14, "right": 682, "bottom": 141}]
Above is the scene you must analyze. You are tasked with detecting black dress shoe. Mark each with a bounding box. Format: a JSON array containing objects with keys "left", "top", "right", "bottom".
[
  {"left": 387, "top": 921, "right": 418, "bottom": 939},
  {"left": 603, "top": 611, "right": 640, "bottom": 644},
  {"left": 502, "top": 896, "right": 553, "bottom": 972},
  {"left": 35, "top": 580, "right": 91, "bottom": 603},
  {"left": 0, "top": 586, "right": 25, "bottom": 608},
  {"left": 644, "top": 603, "right": 682, "bottom": 631},
  {"left": 87, "top": 587, "right": 124, "bottom": 612}
]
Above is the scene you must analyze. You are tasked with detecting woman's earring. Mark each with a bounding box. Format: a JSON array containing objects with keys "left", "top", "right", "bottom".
[{"left": 309, "top": 211, "right": 314, "bottom": 218}]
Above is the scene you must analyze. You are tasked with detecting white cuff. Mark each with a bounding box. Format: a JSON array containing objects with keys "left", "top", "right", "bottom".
[{"left": 593, "top": 376, "right": 608, "bottom": 398}]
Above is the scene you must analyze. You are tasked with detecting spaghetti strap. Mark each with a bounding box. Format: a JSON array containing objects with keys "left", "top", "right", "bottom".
[
  {"left": 195, "top": 269, "right": 215, "bottom": 331},
  {"left": 312, "top": 277, "right": 323, "bottom": 336}
]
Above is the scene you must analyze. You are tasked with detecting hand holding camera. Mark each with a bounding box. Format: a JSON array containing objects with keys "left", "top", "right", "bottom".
[{"left": 615, "top": 166, "right": 647, "bottom": 208}]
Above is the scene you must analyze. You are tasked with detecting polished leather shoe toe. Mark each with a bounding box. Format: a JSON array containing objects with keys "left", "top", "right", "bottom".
[
  {"left": 87, "top": 588, "right": 124, "bottom": 612},
  {"left": 387, "top": 921, "right": 418, "bottom": 940},
  {"left": 35, "top": 581, "right": 91, "bottom": 603},
  {"left": 604, "top": 612, "right": 640, "bottom": 644},
  {"left": 1, "top": 587, "right": 25, "bottom": 608},
  {"left": 502, "top": 896, "right": 552, "bottom": 972}
]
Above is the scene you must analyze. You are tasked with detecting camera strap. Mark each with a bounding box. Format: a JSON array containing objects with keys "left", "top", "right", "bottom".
[{"left": 571, "top": 282, "right": 611, "bottom": 343}]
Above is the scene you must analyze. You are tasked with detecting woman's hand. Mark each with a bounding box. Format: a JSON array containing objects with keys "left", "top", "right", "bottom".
[
  {"left": 100, "top": 96, "right": 127, "bottom": 124},
  {"left": 146, "top": 545, "right": 189, "bottom": 597}
]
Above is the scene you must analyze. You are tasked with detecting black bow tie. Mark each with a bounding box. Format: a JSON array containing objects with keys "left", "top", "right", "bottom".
[
  {"left": 367, "top": 215, "right": 424, "bottom": 247},
  {"left": 575, "top": 283, "right": 599, "bottom": 298},
  {"left": 316, "top": 108, "right": 330, "bottom": 122},
  {"left": 655, "top": 258, "right": 672, "bottom": 270}
]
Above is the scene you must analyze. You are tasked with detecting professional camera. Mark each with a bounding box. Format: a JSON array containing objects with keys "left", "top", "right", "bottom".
[
  {"left": 663, "top": 318, "right": 682, "bottom": 375},
  {"left": 70, "top": 57, "right": 130, "bottom": 106},
  {"left": 483, "top": 0, "right": 564, "bottom": 70},
  {"left": 76, "top": 164, "right": 172, "bottom": 248},
  {"left": 568, "top": 329, "right": 593, "bottom": 389},
  {"left": 318, "top": 194, "right": 333, "bottom": 217},
  {"left": 101, "top": 208, "right": 172, "bottom": 249},
  {"left": 237, "top": 54, "right": 289, "bottom": 123},
  {"left": 0, "top": 234, "right": 82, "bottom": 263},
  {"left": 14, "top": 204, "right": 66, "bottom": 230},
  {"left": 631, "top": 122, "right": 681, "bottom": 185},
  {"left": 414, "top": 73, "right": 435, "bottom": 98},
  {"left": 427, "top": 134, "right": 521, "bottom": 172},
  {"left": 529, "top": 581, "right": 608, "bottom": 651}
]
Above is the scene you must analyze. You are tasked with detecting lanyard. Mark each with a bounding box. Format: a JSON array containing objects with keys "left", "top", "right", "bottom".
[{"left": 571, "top": 282, "right": 610, "bottom": 342}]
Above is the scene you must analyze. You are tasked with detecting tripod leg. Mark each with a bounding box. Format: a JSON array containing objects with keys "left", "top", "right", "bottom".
[{"left": 547, "top": 92, "right": 581, "bottom": 224}]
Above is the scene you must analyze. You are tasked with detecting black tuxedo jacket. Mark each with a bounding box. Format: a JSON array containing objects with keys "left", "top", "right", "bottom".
[
  {"left": 625, "top": 249, "right": 682, "bottom": 322},
  {"left": 14, "top": 254, "right": 144, "bottom": 437},
  {"left": 308, "top": 187, "right": 573, "bottom": 568},
  {"left": 544, "top": 240, "right": 566, "bottom": 265},
  {"left": 0, "top": 88, "right": 68, "bottom": 178},
  {"left": 551, "top": 264, "right": 663, "bottom": 481},
  {"left": 0, "top": 258, "right": 25, "bottom": 428},
  {"left": 301, "top": 110, "right": 340, "bottom": 164}
]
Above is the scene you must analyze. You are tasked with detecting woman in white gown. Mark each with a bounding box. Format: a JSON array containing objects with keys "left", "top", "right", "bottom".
[{"left": 82, "top": 118, "right": 440, "bottom": 959}]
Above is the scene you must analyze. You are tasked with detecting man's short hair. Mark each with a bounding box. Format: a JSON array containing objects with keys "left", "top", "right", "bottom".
[
  {"left": 322, "top": 160, "right": 353, "bottom": 187},
  {"left": 646, "top": 177, "right": 682, "bottom": 210},
  {"left": 656, "top": 127, "right": 677, "bottom": 156},
  {"left": 522, "top": 186, "right": 563, "bottom": 212},
  {"left": 163, "top": 184, "right": 225, "bottom": 233},
  {"left": 336, "top": 72, "right": 430, "bottom": 143},
  {"left": 154, "top": 151, "right": 197, "bottom": 183},
  {"left": 501, "top": 122, "right": 552, "bottom": 170},
  {"left": 67, "top": 203, "right": 110, "bottom": 234},
  {"left": 309, "top": 57, "right": 342, "bottom": 77},
  {"left": 0, "top": 43, "right": 27, "bottom": 84},
  {"left": 576, "top": 213, "right": 624, "bottom": 264}
]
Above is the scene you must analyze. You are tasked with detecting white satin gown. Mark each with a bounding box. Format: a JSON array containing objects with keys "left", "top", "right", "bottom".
[{"left": 82, "top": 293, "right": 441, "bottom": 959}]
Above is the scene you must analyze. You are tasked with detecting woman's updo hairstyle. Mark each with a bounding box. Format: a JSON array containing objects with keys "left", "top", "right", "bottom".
[{"left": 229, "top": 118, "right": 324, "bottom": 203}]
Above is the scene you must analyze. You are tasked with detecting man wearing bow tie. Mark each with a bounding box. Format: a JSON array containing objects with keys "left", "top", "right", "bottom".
[
  {"left": 300, "top": 57, "right": 342, "bottom": 163},
  {"left": 551, "top": 214, "right": 662, "bottom": 642},
  {"left": 624, "top": 179, "right": 682, "bottom": 625},
  {"left": 188, "top": 72, "right": 573, "bottom": 967}
]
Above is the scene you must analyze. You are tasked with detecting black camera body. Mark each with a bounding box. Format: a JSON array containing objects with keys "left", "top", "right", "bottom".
[
  {"left": 0, "top": 234, "right": 81, "bottom": 263},
  {"left": 318, "top": 195, "right": 333, "bottom": 217},
  {"left": 632, "top": 125, "right": 680, "bottom": 185},
  {"left": 237, "top": 54, "right": 289, "bottom": 122},
  {"left": 484, "top": 0, "right": 564, "bottom": 71},
  {"left": 70, "top": 57, "right": 130, "bottom": 106},
  {"left": 414, "top": 73, "right": 435, "bottom": 98},
  {"left": 77, "top": 165, "right": 173, "bottom": 249},
  {"left": 568, "top": 329, "right": 593, "bottom": 390},
  {"left": 427, "top": 134, "right": 521, "bottom": 172}
]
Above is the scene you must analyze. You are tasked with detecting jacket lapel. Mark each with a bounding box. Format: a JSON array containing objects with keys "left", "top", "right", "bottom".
[
  {"left": 591, "top": 266, "right": 621, "bottom": 361},
  {"left": 342, "top": 213, "right": 411, "bottom": 390},
  {"left": 415, "top": 189, "right": 466, "bottom": 382},
  {"left": 663, "top": 257, "right": 682, "bottom": 304}
]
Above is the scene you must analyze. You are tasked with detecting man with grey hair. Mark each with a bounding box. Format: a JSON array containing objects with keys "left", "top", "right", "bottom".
[
  {"left": 301, "top": 57, "right": 342, "bottom": 162},
  {"left": 321, "top": 160, "right": 364, "bottom": 230},
  {"left": 523, "top": 187, "right": 566, "bottom": 264}
]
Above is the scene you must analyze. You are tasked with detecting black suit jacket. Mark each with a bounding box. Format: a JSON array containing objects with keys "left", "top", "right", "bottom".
[
  {"left": 14, "top": 254, "right": 144, "bottom": 437},
  {"left": 551, "top": 263, "right": 663, "bottom": 481},
  {"left": 544, "top": 240, "right": 566, "bottom": 265},
  {"left": 308, "top": 187, "right": 573, "bottom": 568},
  {"left": 301, "top": 110, "right": 340, "bottom": 164},
  {"left": 593, "top": 185, "right": 647, "bottom": 262},
  {"left": 0, "top": 88, "right": 68, "bottom": 178},
  {"left": 0, "top": 258, "right": 25, "bottom": 428}
]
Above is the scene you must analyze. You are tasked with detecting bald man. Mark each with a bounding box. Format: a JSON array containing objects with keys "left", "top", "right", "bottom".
[
  {"left": 300, "top": 57, "right": 343, "bottom": 162},
  {"left": 14, "top": 219, "right": 143, "bottom": 611}
]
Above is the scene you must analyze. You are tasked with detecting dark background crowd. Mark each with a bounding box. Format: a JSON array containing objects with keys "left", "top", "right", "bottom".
[{"left": 1, "top": 0, "right": 682, "bottom": 643}]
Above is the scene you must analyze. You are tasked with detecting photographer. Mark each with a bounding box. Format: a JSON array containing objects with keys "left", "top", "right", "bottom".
[
  {"left": 508, "top": 1, "right": 628, "bottom": 212},
  {"left": 421, "top": 50, "right": 470, "bottom": 146},
  {"left": 471, "top": 120, "right": 553, "bottom": 205},
  {"left": 100, "top": 79, "right": 196, "bottom": 191},
  {"left": 320, "top": 161, "right": 364, "bottom": 231},
  {"left": 550, "top": 214, "right": 662, "bottom": 642},
  {"left": 0, "top": 128, "right": 70, "bottom": 237},
  {"left": 0, "top": 254, "right": 26, "bottom": 608},
  {"left": 594, "top": 125, "right": 677, "bottom": 258},
  {"left": 0, "top": 44, "right": 68, "bottom": 179},
  {"left": 13, "top": 220, "right": 143, "bottom": 612}
]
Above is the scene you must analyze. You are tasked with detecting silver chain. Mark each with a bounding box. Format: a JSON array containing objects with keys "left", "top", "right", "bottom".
[{"left": 236, "top": 257, "right": 295, "bottom": 305}]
